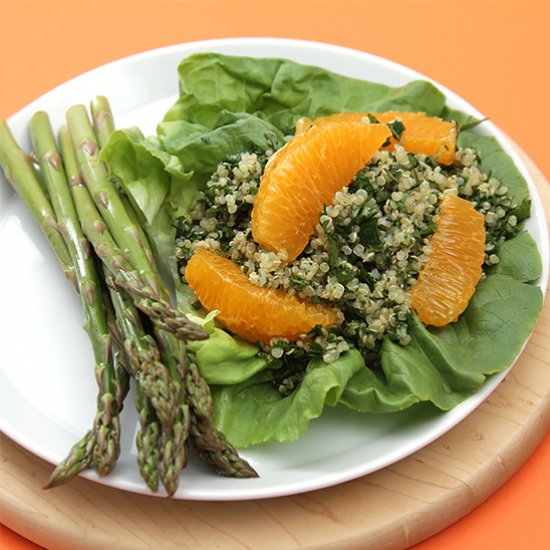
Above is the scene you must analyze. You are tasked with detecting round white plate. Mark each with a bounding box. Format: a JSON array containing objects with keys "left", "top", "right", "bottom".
[{"left": 0, "top": 38, "right": 548, "bottom": 501}]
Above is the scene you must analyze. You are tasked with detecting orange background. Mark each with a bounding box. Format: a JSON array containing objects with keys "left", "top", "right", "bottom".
[{"left": 0, "top": 1, "right": 549, "bottom": 549}]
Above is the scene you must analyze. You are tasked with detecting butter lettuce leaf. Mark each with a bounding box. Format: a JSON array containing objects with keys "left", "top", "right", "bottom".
[
  {"left": 457, "top": 130, "right": 531, "bottom": 207},
  {"left": 100, "top": 127, "right": 193, "bottom": 273},
  {"left": 341, "top": 273, "right": 543, "bottom": 413},
  {"left": 210, "top": 350, "right": 364, "bottom": 447},
  {"left": 490, "top": 231, "right": 542, "bottom": 282},
  {"left": 100, "top": 53, "right": 543, "bottom": 448},
  {"left": 163, "top": 52, "right": 446, "bottom": 138},
  {"left": 190, "top": 327, "right": 268, "bottom": 386}
]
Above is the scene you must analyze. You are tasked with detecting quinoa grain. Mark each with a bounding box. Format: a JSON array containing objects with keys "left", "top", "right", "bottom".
[{"left": 176, "top": 143, "right": 523, "bottom": 385}]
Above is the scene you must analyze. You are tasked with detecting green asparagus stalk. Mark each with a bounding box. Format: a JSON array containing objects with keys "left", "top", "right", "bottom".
[
  {"left": 111, "top": 283, "right": 188, "bottom": 496},
  {"left": 102, "top": 280, "right": 161, "bottom": 493},
  {"left": 71, "top": 103, "right": 207, "bottom": 494},
  {"left": 106, "top": 275, "right": 189, "bottom": 495},
  {"left": 125, "top": 189, "right": 245, "bottom": 479},
  {"left": 90, "top": 97, "right": 158, "bottom": 272},
  {"left": 44, "top": 430, "right": 96, "bottom": 488},
  {"left": 108, "top": 270, "right": 189, "bottom": 496},
  {"left": 90, "top": 96, "right": 115, "bottom": 148},
  {"left": 59, "top": 124, "right": 182, "bottom": 427},
  {"left": 86, "top": 96, "right": 255, "bottom": 484},
  {"left": 185, "top": 356, "right": 258, "bottom": 478},
  {"left": 135, "top": 384, "right": 162, "bottom": 492},
  {"left": 0, "top": 117, "right": 128, "bottom": 486},
  {"left": 125, "top": 225, "right": 192, "bottom": 492},
  {"left": 154, "top": 330, "right": 191, "bottom": 496},
  {"left": 0, "top": 121, "right": 76, "bottom": 289},
  {"left": 29, "top": 112, "right": 122, "bottom": 476},
  {"left": 46, "top": 300, "right": 131, "bottom": 489},
  {"left": 58, "top": 119, "right": 206, "bottom": 342},
  {"left": 101, "top": 283, "right": 131, "bottom": 411},
  {"left": 127, "top": 188, "right": 257, "bottom": 477},
  {"left": 66, "top": 105, "right": 158, "bottom": 289}
]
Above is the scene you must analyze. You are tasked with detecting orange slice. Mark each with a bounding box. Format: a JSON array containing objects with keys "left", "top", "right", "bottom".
[
  {"left": 184, "top": 248, "right": 342, "bottom": 343},
  {"left": 296, "top": 111, "right": 457, "bottom": 165},
  {"left": 251, "top": 120, "right": 392, "bottom": 261},
  {"left": 411, "top": 194, "right": 486, "bottom": 327}
]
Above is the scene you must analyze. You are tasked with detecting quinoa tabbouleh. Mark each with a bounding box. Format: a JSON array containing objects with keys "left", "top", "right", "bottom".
[{"left": 175, "top": 137, "right": 522, "bottom": 394}]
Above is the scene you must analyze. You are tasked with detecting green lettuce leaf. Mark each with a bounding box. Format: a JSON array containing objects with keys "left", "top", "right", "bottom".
[
  {"left": 210, "top": 350, "right": 364, "bottom": 447},
  {"left": 490, "top": 230, "right": 542, "bottom": 282},
  {"left": 341, "top": 273, "right": 542, "bottom": 413},
  {"left": 164, "top": 52, "right": 446, "bottom": 135},
  {"left": 100, "top": 127, "right": 193, "bottom": 273},
  {"left": 190, "top": 326, "right": 268, "bottom": 386},
  {"left": 100, "top": 53, "right": 543, "bottom": 448},
  {"left": 158, "top": 111, "right": 284, "bottom": 189},
  {"left": 457, "top": 130, "right": 531, "bottom": 208}
]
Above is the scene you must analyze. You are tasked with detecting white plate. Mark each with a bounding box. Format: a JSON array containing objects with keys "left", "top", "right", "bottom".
[{"left": 1, "top": 38, "right": 548, "bottom": 501}]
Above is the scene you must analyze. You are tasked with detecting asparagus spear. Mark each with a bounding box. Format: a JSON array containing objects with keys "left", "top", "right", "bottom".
[
  {"left": 103, "top": 278, "right": 161, "bottom": 493},
  {"left": 59, "top": 124, "right": 182, "bottom": 428},
  {"left": 62, "top": 115, "right": 192, "bottom": 495},
  {"left": 107, "top": 268, "right": 189, "bottom": 496},
  {"left": 135, "top": 384, "right": 162, "bottom": 492},
  {"left": 46, "top": 294, "right": 131, "bottom": 489},
  {"left": 153, "top": 329, "right": 191, "bottom": 496},
  {"left": 86, "top": 96, "right": 256, "bottom": 483},
  {"left": 45, "top": 345, "right": 130, "bottom": 489},
  {"left": 0, "top": 121, "right": 76, "bottom": 289},
  {"left": 90, "top": 96, "right": 115, "bottom": 148},
  {"left": 127, "top": 235, "right": 193, "bottom": 492},
  {"left": 44, "top": 430, "right": 96, "bottom": 488},
  {"left": 105, "top": 267, "right": 190, "bottom": 494},
  {"left": 90, "top": 97, "right": 157, "bottom": 269},
  {"left": 185, "top": 355, "right": 258, "bottom": 478},
  {"left": 0, "top": 118, "right": 127, "bottom": 485},
  {"left": 109, "top": 273, "right": 189, "bottom": 496},
  {"left": 29, "top": 112, "right": 122, "bottom": 476},
  {"left": 65, "top": 105, "right": 206, "bottom": 342},
  {"left": 72, "top": 103, "right": 201, "bottom": 493},
  {"left": 88, "top": 110, "right": 189, "bottom": 486}
]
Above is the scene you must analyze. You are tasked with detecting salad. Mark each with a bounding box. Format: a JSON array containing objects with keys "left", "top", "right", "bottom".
[
  {"left": 103, "top": 53, "right": 542, "bottom": 447},
  {"left": 0, "top": 52, "right": 543, "bottom": 496}
]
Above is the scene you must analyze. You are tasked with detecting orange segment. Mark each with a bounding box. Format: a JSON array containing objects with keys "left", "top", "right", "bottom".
[
  {"left": 296, "top": 111, "right": 457, "bottom": 165},
  {"left": 185, "top": 248, "right": 342, "bottom": 343},
  {"left": 252, "top": 120, "right": 392, "bottom": 261},
  {"left": 377, "top": 111, "right": 457, "bottom": 165},
  {"left": 411, "top": 194, "right": 485, "bottom": 327}
]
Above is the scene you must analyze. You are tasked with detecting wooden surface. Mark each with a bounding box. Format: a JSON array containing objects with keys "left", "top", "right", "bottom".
[{"left": 1, "top": 150, "right": 548, "bottom": 550}]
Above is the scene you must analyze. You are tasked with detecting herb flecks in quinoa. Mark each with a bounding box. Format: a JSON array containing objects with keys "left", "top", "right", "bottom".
[
  {"left": 175, "top": 151, "right": 269, "bottom": 258},
  {"left": 175, "top": 143, "right": 521, "bottom": 388}
]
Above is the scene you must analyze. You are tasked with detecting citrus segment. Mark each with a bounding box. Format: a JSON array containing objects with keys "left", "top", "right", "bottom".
[
  {"left": 377, "top": 111, "right": 457, "bottom": 165},
  {"left": 251, "top": 120, "right": 392, "bottom": 261},
  {"left": 184, "top": 248, "right": 342, "bottom": 343},
  {"left": 296, "top": 111, "right": 457, "bottom": 165},
  {"left": 411, "top": 194, "right": 486, "bottom": 327}
]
